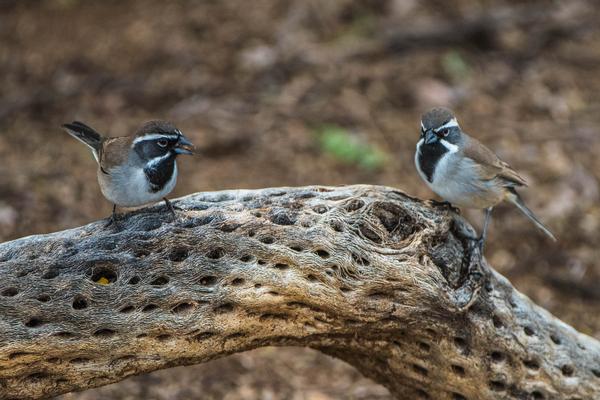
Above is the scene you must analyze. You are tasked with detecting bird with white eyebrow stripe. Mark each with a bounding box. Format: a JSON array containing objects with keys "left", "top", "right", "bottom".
[
  {"left": 415, "top": 107, "right": 555, "bottom": 251},
  {"left": 62, "top": 120, "right": 194, "bottom": 226}
]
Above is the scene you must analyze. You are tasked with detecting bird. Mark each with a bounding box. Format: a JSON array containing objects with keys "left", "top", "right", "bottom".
[
  {"left": 62, "top": 120, "right": 194, "bottom": 225},
  {"left": 414, "top": 107, "right": 555, "bottom": 250}
]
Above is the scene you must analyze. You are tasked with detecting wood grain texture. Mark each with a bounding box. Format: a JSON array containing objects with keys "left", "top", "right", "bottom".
[{"left": 0, "top": 185, "right": 598, "bottom": 400}]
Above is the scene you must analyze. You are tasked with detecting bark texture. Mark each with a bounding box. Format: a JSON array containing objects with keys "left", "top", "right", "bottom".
[{"left": 0, "top": 185, "right": 598, "bottom": 400}]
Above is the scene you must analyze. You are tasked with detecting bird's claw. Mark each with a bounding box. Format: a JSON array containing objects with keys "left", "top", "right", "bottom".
[
  {"left": 163, "top": 198, "right": 185, "bottom": 221},
  {"left": 104, "top": 215, "right": 121, "bottom": 230},
  {"left": 476, "top": 237, "right": 486, "bottom": 253}
]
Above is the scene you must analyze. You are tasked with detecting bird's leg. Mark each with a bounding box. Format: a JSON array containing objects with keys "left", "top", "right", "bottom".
[
  {"left": 163, "top": 197, "right": 178, "bottom": 219},
  {"left": 477, "top": 207, "right": 493, "bottom": 252},
  {"left": 104, "top": 204, "right": 120, "bottom": 229}
]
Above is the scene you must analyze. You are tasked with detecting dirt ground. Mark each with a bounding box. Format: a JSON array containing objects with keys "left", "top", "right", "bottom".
[{"left": 1, "top": 0, "right": 600, "bottom": 399}]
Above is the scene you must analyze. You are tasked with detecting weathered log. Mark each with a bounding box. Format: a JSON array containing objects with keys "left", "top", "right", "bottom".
[{"left": 0, "top": 185, "right": 598, "bottom": 400}]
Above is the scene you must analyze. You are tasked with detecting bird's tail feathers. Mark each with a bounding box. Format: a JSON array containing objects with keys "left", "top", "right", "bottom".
[
  {"left": 62, "top": 121, "right": 103, "bottom": 161},
  {"left": 507, "top": 189, "right": 556, "bottom": 241}
]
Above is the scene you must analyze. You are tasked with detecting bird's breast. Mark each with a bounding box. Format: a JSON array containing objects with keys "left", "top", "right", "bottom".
[
  {"left": 97, "top": 163, "right": 178, "bottom": 208},
  {"left": 429, "top": 156, "right": 506, "bottom": 208}
]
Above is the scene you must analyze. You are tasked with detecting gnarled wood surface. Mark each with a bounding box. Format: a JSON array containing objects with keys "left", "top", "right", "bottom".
[{"left": 0, "top": 185, "right": 598, "bottom": 400}]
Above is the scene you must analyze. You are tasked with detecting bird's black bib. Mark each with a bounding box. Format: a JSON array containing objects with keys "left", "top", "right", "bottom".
[
  {"left": 144, "top": 154, "right": 176, "bottom": 193},
  {"left": 417, "top": 141, "right": 449, "bottom": 183}
]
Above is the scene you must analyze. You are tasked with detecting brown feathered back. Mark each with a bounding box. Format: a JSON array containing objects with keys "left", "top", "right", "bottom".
[{"left": 462, "top": 134, "right": 527, "bottom": 187}]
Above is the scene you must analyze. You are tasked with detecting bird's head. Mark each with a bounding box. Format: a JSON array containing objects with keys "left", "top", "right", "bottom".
[
  {"left": 420, "top": 107, "right": 461, "bottom": 146},
  {"left": 132, "top": 121, "right": 194, "bottom": 163}
]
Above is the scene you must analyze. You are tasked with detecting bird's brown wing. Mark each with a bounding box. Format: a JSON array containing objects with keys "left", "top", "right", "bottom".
[
  {"left": 98, "top": 137, "right": 131, "bottom": 173},
  {"left": 462, "top": 134, "right": 528, "bottom": 187}
]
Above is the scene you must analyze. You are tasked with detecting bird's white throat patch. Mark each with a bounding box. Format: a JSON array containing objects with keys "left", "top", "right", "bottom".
[
  {"left": 440, "top": 139, "right": 458, "bottom": 153},
  {"left": 146, "top": 152, "right": 172, "bottom": 169}
]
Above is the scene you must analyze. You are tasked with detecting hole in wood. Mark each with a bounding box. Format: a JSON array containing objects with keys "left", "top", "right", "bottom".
[
  {"left": 453, "top": 337, "right": 468, "bottom": 353},
  {"left": 93, "top": 329, "right": 116, "bottom": 338},
  {"left": 36, "top": 294, "right": 50, "bottom": 302},
  {"left": 345, "top": 199, "right": 364, "bottom": 212},
  {"left": 523, "top": 359, "right": 540, "bottom": 370},
  {"left": 492, "top": 315, "right": 504, "bottom": 328},
  {"left": 69, "top": 358, "right": 90, "bottom": 364},
  {"left": 142, "top": 304, "right": 158, "bottom": 312},
  {"left": 489, "top": 380, "right": 506, "bottom": 392},
  {"left": 91, "top": 267, "right": 117, "bottom": 285},
  {"left": 490, "top": 351, "right": 505, "bottom": 362},
  {"left": 42, "top": 268, "right": 59, "bottom": 279},
  {"left": 72, "top": 295, "right": 88, "bottom": 310},
  {"left": 524, "top": 326, "right": 535, "bottom": 336},
  {"left": 52, "top": 331, "right": 74, "bottom": 339},
  {"left": 25, "top": 317, "right": 43, "bottom": 328},
  {"left": 172, "top": 302, "right": 194, "bottom": 314},
  {"left": 451, "top": 364, "right": 466, "bottom": 376},
  {"left": 169, "top": 248, "right": 189, "bottom": 262},
  {"left": 329, "top": 221, "right": 344, "bottom": 232},
  {"left": 206, "top": 248, "right": 225, "bottom": 259},
  {"left": 119, "top": 305, "right": 135, "bottom": 313},
  {"left": 214, "top": 303, "right": 234, "bottom": 313},
  {"left": 531, "top": 390, "right": 545, "bottom": 400},
  {"left": 412, "top": 364, "right": 428, "bottom": 376},
  {"left": 351, "top": 253, "right": 370, "bottom": 266},
  {"left": 561, "top": 364, "right": 574, "bottom": 377},
  {"left": 315, "top": 249, "right": 330, "bottom": 258},
  {"left": 150, "top": 276, "right": 170, "bottom": 286},
  {"left": 200, "top": 276, "right": 217, "bottom": 286},
  {"left": 1, "top": 287, "right": 18, "bottom": 297}
]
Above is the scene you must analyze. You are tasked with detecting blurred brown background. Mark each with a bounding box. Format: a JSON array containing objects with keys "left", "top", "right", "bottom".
[{"left": 1, "top": 0, "right": 599, "bottom": 399}]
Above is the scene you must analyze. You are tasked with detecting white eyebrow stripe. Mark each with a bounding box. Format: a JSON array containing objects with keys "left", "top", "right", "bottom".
[
  {"left": 133, "top": 133, "right": 179, "bottom": 144},
  {"left": 434, "top": 118, "right": 459, "bottom": 131},
  {"left": 420, "top": 121, "right": 425, "bottom": 131}
]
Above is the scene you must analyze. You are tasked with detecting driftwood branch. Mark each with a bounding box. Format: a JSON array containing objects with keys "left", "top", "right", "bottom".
[{"left": 0, "top": 185, "right": 598, "bottom": 400}]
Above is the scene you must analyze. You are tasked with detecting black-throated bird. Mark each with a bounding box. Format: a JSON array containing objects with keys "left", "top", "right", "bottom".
[
  {"left": 414, "top": 107, "right": 555, "bottom": 250},
  {"left": 63, "top": 120, "right": 194, "bottom": 225}
]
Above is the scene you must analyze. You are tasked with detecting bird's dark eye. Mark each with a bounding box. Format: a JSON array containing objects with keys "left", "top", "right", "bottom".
[
  {"left": 157, "top": 139, "right": 168, "bottom": 148},
  {"left": 442, "top": 129, "right": 449, "bottom": 136}
]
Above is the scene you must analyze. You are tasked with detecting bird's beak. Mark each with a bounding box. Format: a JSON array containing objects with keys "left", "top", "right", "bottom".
[
  {"left": 424, "top": 130, "right": 438, "bottom": 145},
  {"left": 174, "top": 134, "right": 195, "bottom": 155}
]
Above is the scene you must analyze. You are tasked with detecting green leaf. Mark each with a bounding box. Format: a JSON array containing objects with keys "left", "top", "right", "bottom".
[
  {"left": 442, "top": 51, "right": 470, "bottom": 81},
  {"left": 316, "top": 125, "right": 386, "bottom": 171}
]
